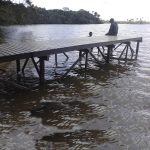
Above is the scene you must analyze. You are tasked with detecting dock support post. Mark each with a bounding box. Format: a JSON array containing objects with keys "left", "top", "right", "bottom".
[
  {"left": 79, "top": 50, "right": 82, "bottom": 61},
  {"left": 63, "top": 52, "right": 69, "bottom": 59},
  {"left": 16, "top": 59, "right": 20, "bottom": 73},
  {"left": 135, "top": 41, "right": 140, "bottom": 59},
  {"left": 39, "top": 56, "right": 45, "bottom": 86},
  {"left": 85, "top": 49, "right": 89, "bottom": 71},
  {"left": 97, "top": 47, "right": 107, "bottom": 61},
  {"left": 55, "top": 54, "right": 58, "bottom": 67},
  {"left": 22, "top": 58, "right": 29, "bottom": 75},
  {"left": 125, "top": 44, "right": 129, "bottom": 60},
  {"left": 62, "top": 51, "right": 86, "bottom": 78},
  {"left": 106, "top": 45, "right": 113, "bottom": 63},
  {"left": 16, "top": 59, "right": 21, "bottom": 82}
]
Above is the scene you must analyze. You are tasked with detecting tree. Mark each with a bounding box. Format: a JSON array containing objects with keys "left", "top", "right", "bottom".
[
  {"left": 62, "top": 7, "right": 69, "bottom": 11},
  {"left": 94, "top": 11, "right": 100, "bottom": 18},
  {"left": 25, "top": 0, "right": 32, "bottom": 7},
  {"left": 0, "top": 0, "right": 103, "bottom": 25},
  {"left": 0, "top": 0, "right": 13, "bottom": 5}
]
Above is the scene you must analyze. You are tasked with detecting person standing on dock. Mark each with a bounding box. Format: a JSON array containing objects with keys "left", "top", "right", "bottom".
[
  {"left": 105, "top": 18, "right": 118, "bottom": 58},
  {"left": 105, "top": 18, "right": 118, "bottom": 36}
]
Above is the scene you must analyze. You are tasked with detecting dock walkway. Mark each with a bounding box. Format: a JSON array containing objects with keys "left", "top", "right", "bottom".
[{"left": 0, "top": 35, "right": 142, "bottom": 85}]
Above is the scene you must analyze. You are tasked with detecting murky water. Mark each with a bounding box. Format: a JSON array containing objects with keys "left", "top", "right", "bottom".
[{"left": 0, "top": 24, "right": 150, "bottom": 150}]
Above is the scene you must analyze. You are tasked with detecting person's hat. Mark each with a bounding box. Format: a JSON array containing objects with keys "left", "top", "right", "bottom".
[{"left": 109, "top": 18, "right": 114, "bottom": 22}]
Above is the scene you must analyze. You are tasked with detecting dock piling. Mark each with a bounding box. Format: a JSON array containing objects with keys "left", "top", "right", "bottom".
[
  {"left": 22, "top": 58, "right": 29, "bottom": 75},
  {"left": 85, "top": 49, "right": 89, "bottom": 71},
  {"left": 135, "top": 41, "right": 140, "bottom": 59},
  {"left": 106, "top": 45, "right": 113, "bottom": 63},
  {"left": 39, "top": 56, "right": 46, "bottom": 86},
  {"left": 125, "top": 44, "right": 129, "bottom": 60},
  {"left": 79, "top": 50, "right": 82, "bottom": 61},
  {"left": 55, "top": 54, "right": 58, "bottom": 67}
]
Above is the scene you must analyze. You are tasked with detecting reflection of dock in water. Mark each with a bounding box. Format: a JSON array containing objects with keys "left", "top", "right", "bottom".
[
  {"left": 31, "top": 100, "right": 106, "bottom": 128},
  {"left": 0, "top": 36, "right": 142, "bottom": 86},
  {"left": 31, "top": 100, "right": 112, "bottom": 149}
]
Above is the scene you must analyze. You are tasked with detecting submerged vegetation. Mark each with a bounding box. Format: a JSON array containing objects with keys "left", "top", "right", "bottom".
[{"left": 0, "top": 0, "right": 102, "bottom": 25}]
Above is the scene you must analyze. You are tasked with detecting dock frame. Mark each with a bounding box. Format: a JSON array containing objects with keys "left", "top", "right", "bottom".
[
  {"left": 0, "top": 36, "right": 142, "bottom": 87},
  {"left": 16, "top": 40, "right": 141, "bottom": 86}
]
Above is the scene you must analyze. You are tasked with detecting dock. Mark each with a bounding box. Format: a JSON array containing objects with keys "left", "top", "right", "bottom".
[{"left": 0, "top": 35, "right": 142, "bottom": 85}]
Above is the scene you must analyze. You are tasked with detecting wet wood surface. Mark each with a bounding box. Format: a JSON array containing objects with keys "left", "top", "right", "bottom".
[{"left": 0, "top": 36, "right": 142, "bottom": 63}]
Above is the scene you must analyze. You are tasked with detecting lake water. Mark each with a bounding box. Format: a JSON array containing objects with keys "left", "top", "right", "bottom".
[{"left": 0, "top": 24, "right": 150, "bottom": 150}]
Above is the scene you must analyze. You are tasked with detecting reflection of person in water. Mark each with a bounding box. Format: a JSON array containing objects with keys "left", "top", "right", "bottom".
[
  {"left": 105, "top": 18, "right": 118, "bottom": 36},
  {"left": 88, "top": 32, "right": 93, "bottom": 37}
]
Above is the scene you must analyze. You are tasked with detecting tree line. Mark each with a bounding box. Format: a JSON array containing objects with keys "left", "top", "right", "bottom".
[{"left": 0, "top": 0, "right": 103, "bottom": 25}]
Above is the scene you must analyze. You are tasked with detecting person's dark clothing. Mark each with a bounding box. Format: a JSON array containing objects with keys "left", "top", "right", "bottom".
[{"left": 106, "top": 22, "right": 118, "bottom": 36}]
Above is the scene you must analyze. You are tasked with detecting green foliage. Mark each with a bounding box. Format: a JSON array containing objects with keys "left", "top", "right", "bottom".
[
  {"left": 25, "top": 0, "right": 32, "bottom": 7},
  {"left": 0, "top": 0, "right": 102, "bottom": 25}
]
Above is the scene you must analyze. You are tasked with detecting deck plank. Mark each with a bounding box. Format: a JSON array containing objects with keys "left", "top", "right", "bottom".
[{"left": 0, "top": 36, "right": 142, "bottom": 63}]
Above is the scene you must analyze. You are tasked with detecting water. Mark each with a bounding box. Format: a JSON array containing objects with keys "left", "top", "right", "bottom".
[{"left": 0, "top": 24, "right": 150, "bottom": 150}]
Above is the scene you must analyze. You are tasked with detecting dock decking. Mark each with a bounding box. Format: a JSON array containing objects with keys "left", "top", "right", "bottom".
[{"left": 0, "top": 35, "right": 142, "bottom": 85}]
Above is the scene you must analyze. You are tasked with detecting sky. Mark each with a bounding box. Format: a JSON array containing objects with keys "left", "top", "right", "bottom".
[{"left": 14, "top": 0, "right": 150, "bottom": 21}]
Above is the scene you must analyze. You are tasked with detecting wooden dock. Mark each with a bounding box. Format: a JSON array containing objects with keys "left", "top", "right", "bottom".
[{"left": 0, "top": 35, "right": 142, "bottom": 85}]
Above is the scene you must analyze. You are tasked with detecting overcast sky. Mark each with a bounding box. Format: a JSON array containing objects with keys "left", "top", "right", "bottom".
[{"left": 14, "top": 0, "right": 150, "bottom": 21}]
